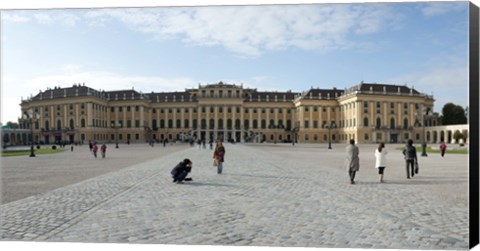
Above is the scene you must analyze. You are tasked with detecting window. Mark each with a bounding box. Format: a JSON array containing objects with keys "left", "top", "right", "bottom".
[
  {"left": 262, "top": 108, "right": 265, "bottom": 114},
  {"left": 313, "top": 120, "right": 318, "bottom": 129},
  {"left": 119, "top": 107, "right": 123, "bottom": 112},
  {"left": 270, "top": 108, "right": 274, "bottom": 113},
  {"left": 168, "top": 119, "right": 173, "bottom": 129},
  {"left": 111, "top": 107, "right": 115, "bottom": 112},
  {"left": 176, "top": 108, "right": 180, "bottom": 113},
  {"left": 314, "top": 106, "right": 318, "bottom": 112},
  {"left": 127, "top": 120, "right": 132, "bottom": 128},
  {"left": 245, "top": 108, "right": 249, "bottom": 113},
  {"left": 202, "top": 106, "right": 206, "bottom": 113},
  {"left": 176, "top": 119, "right": 181, "bottom": 128},
  {"left": 184, "top": 119, "right": 189, "bottom": 128},
  {"left": 184, "top": 108, "right": 189, "bottom": 113},
  {"left": 253, "top": 108, "right": 257, "bottom": 113},
  {"left": 244, "top": 119, "right": 249, "bottom": 129},
  {"left": 70, "top": 119, "right": 74, "bottom": 129},
  {"left": 209, "top": 119, "right": 215, "bottom": 129},
  {"left": 323, "top": 107, "right": 327, "bottom": 112},
  {"left": 81, "top": 119, "right": 85, "bottom": 128},
  {"left": 376, "top": 118, "right": 381, "bottom": 129},
  {"left": 227, "top": 119, "right": 232, "bottom": 129},
  {"left": 304, "top": 120, "right": 309, "bottom": 129},
  {"left": 219, "top": 106, "right": 223, "bottom": 113},
  {"left": 364, "top": 117, "right": 369, "bottom": 127},
  {"left": 305, "top": 106, "right": 309, "bottom": 112},
  {"left": 404, "top": 103, "right": 408, "bottom": 115},
  {"left": 253, "top": 119, "right": 258, "bottom": 129},
  {"left": 390, "top": 118, "right": 395, "bottom": 129},
  {"left": 364, "top": 133, "right": 369, "bottom": 140},
  {"left": 228, "top": 107, "right": 232, "bottom": 113},
  {"left": 364, "top": 101, "right": 369, "bottom": 113},
  {"left": 218, "top": 119, "right": 224, "bottom": 129},
  {"left": 135, "top": 134, "right": 139, "bottom": 140},
  {"left": 168, "top": 108, "right": 172, "bottom": 113},
  {"left": 261, "top": 119, "right": 266, "bottom": 129},
  {"left": 160, "top": 120, "right": 165, "bottom": 129},
  {"left": 127, "top": 106, "right": 131, "bottom": 112},
  {"left": 403, "top": 118, "right": 409, "bottom": 129},
  {"left": 376, "top": 102, "right": 381, "bottom": 114}
]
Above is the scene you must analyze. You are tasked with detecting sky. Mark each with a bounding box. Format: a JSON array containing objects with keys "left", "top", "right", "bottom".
[{"left": 0, "top": 0, "right": 474, "bottom": 125}]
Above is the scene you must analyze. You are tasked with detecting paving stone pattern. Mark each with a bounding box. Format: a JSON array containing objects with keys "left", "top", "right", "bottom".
[{"left": 0, "top": 144, "right": 469, "bottom": 249}]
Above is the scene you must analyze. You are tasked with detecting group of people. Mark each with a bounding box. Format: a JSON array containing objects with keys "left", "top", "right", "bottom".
[
  {"left": 170, "top": 140, "right": 226, "bottom": 184},
  {"left": 88, "top": 140, "right": 107, "bottom": 158},
  {"left": 345, "top": 139, "right": 448, "bottom": 184}
]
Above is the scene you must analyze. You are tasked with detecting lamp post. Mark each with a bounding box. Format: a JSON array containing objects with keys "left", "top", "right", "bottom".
[
  {"left": 23, "top": 109, "right": 39, "bottom": 157},
  {"left": 111, "top": 122, "right": 120, "bottom": 148},
  {"left": 421, "top": 107, "right": 429, "bottom": 157},
  {"left": 323, "top": 121, "right": 336, "bottom": 149}
]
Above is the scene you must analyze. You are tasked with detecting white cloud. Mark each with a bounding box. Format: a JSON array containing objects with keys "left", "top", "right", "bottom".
[
  {"left": 34, "top": 13, "right": 53, "bottom": 24},
  {"left": 420, "top": 2, "right": 466, "bottom": 17},
  {"left": 84, "top": 4, "right": 400, "bottom": 57},
  {"left": 1, "top": 12, "right": 30, "bottom": 23},
  {"left": 23, "top": 70, "right": 198, "bottom": 94}
]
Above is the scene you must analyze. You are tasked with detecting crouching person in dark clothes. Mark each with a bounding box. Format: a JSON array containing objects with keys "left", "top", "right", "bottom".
[{"left": 171, "top": 158, "right": 193, "bottom": 184}]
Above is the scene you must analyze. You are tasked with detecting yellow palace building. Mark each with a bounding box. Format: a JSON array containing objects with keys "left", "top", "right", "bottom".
[{"left": 18, "top": 81, "right": 435, "bottom": 145}]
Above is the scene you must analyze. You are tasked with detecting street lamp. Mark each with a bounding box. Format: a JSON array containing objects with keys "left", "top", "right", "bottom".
[
  {"left": 323, "top": 121, "right": 336, "bottom": 149},
  {"left": 111, "top": 121, "right": 120, "bottom": 148},
  {"left": 23, "top": 109, "right": 39, "bottom": 157},
  {"left": 414, "top": 108, "right": 429, "bottom": 157},
  {"left": 421, "top": 107, "right": 430, "bottom": 157}
]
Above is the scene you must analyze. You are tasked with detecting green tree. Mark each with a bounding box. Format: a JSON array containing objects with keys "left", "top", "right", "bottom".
[
  {"left": 6, "top": 121, "right": 19, "bottom": 129},
  {"left": 453, "top": 130, "right": 463, "bottom": 144},
  {"left": 441, "top": 103, "right": 467, "bottom": 125}
]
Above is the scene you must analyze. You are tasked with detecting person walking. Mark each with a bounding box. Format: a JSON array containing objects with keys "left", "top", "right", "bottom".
[
  {"left": 344, "top": 139, "right": 360, "bottom": 184},
  {"left": 89, "top": 140, "right": 93, "bottom": 152},
  {"left": 100, "top": 143, "right": 107, "bottom": 158},
  {"left": 402, "top": 139, "right": 418, "bottom": 179},
  {"left": 374, "top": 142, "right": 388, "bottom": 183},
  {"left": 213, "top": 141, "right": 226, "bottom": 174},
  {"left": 92, "top": 142, "right": 98, "bottom": 158},
  {"left": 440, "top": 141, "right": 447, "bottom": 157},
  {"left": 170, "top": 158, "right": 193, "bottom": 184}
]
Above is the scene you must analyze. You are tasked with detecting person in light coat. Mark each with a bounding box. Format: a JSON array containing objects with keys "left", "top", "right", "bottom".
[
  {"left": 344, "top": 139, "right": 360, "bottom": 184},
  {"left": 374, "top": 142, "right": 387, "bottom": 183}
]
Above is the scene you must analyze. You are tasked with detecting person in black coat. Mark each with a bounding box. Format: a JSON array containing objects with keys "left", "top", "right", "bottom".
[{"left": 171, "top": 158, "right": 192, "bottom": 184}]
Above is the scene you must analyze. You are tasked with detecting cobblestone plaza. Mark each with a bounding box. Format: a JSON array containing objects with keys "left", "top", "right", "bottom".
[{"left": 0, "top": 142, "right": 470, "bottom": 249}]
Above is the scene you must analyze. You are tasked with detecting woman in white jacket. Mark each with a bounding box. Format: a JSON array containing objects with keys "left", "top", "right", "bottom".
[{"left": 375, "top": 142, "right": 387, "bottom": 183}]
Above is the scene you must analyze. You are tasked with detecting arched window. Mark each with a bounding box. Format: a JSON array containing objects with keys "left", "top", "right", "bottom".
[
  {"left": 70, "top": 119, "right": 74, "bottom": 129},
  {"left": 261, "top": 119, "right": 266, "bottom": 129},
  {"left": 286, "top": 120, "right": 291, "bottom": 129},
  {"left": 184, "top": 119, "right": 189, "bottom": 129},
  {"left": 80, "top": 119, "right": 85, "bottom": 128},
  {"left": 152, "top": 119, "right": 157, "bottom": 129},
  {"left": 57, "top": 120, "right": 62, "bottom": 130},
  {"left": 168, "top": 119, "right": 173, "bottom": 129},
  {"left": 244, "top": 119, "right": 249, "bottom": 129},
  {"left": 201, "top": 119, "right": 207, "bottom": 129},
  {"left": 209, "top": 119, "right": 215, "bottom": 129},
  {"left": 235, "top": 119, "right": 241, "bottom": 129},
  {"left": 160, "top": 119, "right": 165, "bottom": 129},
  {"left": 253, "top": 119, "right": 258, "bottom": 129},
  {"left": 176, "top": 119, "right": 181, "bottom": 128},
  {"left": 376, "top": 118, "right": 381, "bottom": 129},
  {"left": 218, "top": 119, "right": 224, "bottom": 129},
  {"left": 227, "top": 119, "right": 232, "bottom": 129},
  {"left": 269, "top": 119, "right": 275, "bottom": 127},
  {"left": 278, "top": 120, "right": 283, "bottom": 127},
  {"left": 363, "top": 117, "right": 369, "bottom": 127},
  {"left": 390, "top": 118, "right": 395, "bottom": 129},
  {"left": 193, "top": 119, "right": 198, "bottom": 129},
  {"left": 403, "top": 118, "right": 408, "bottom": 129}
]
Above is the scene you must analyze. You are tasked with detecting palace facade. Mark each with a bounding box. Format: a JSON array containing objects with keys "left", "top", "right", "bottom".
[{"left": 17, "top": 81, "right": 436, "bottom": 145}]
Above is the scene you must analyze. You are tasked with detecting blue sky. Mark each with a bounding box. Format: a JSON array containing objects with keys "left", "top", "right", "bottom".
[{"left": 0, "top": 0, "right": 472, "bottom": 124}]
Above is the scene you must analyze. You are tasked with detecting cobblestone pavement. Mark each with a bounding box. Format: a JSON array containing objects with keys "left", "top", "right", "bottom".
[{"left": 0, "top": 143, "right": 470, "bottom": 249}]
